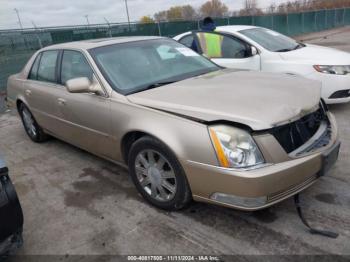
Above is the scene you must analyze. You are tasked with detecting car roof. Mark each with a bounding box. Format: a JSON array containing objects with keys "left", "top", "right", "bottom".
[
  {"left": 42, "top": 36, "right": 164, "bottom": 51},
  {"left": 174, "top": 25, "right": 260, "bottom": 40},
  {"left": 216, "top": 25, "right": 259, "bottom": 33}
]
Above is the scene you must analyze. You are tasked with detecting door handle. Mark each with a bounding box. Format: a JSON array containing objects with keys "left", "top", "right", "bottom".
[
  {"left": 57, "top": 98, "right": 66, "bottom": 106},
  {"left": 25, "top": 90, "right": 32, "bottom": 96}
]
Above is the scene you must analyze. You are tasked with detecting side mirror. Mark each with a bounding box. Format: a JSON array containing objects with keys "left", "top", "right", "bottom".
[
  {"left": 251, "top": 46, "right": 258, "bottom": 56},
  {"left": 66, "top": 77, "right": 104, "bottom": 96}
]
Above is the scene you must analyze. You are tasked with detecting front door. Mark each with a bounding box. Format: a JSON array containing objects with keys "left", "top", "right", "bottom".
[
  {"left": 194, "top": 32, "right": 261, "bottom": 71},
  {"left": 55, "top": 50, "right": 114, "bottom": 158}
]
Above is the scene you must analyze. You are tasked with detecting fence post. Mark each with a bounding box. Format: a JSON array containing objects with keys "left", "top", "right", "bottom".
[
  {"left": 157, "top": 22, "right": 161, "bottom": 36},
  {"left": 22, "top": 33, "right": 29, "bottom": 49},
  {"left": 227, "top": 16, "right": 230, "bottom": 25},
  {"left": 107, "top": 25, "right": 112, "bottom": 37},
  {"left": 343, "top": 8, "right": 346, "bottom": 26},
  {"left": 36, "top": 32, "right": 43, "bottom": 48},
  {"left": 314, "top": 11, "right": 317, "bottom": 31},
  {"left": 271, "top": 15, "right": 274, "bottom": 30},
  {"left": 286, "top": 13, "right": 289, "bottom": 35},
  {"left": 301, "top": 12, "right": 304, "bottom": 33},
  {"left": 325, "top": 10, "right": 328, "bottom": 29}
]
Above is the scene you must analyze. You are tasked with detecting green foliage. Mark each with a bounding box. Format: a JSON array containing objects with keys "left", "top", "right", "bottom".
[{"left": 140, "top": 16, "right": 155, "bottom": 24}]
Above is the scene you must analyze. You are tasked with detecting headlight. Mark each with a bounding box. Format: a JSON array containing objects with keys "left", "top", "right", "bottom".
[
  {"left": 314, "top": 65, "right": 350, "bottom": 75},
  {"left": 209, "top": 125, "right": 265, "bottom": 169}
]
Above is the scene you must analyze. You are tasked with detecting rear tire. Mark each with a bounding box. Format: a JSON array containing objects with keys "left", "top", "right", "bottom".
[
  {"left": 128, "top": 136, "right": 192, "bottom": 210},
  {"left": 18, "top": 103, "right": 49, "bottom": 143}
]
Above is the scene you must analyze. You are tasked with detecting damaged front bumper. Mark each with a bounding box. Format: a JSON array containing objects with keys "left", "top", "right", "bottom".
[{"left": 182, "top": 110, "right": 340, "bottom": 211}]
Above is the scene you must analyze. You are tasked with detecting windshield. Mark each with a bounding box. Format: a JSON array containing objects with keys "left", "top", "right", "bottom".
[
  {"left": 239, "top": 28, "right": 303, "bottom": 52},
  {"left": 89, "top": 38, "right": 219, "bottom": 95}
]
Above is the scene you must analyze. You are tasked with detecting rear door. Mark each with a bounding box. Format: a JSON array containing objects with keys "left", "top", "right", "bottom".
[
  {"left": 191, "top": 31, "right": 261, "bottom": 71},
  {"left": 23, "top": 50, "right": 65, "bottom": 132}
]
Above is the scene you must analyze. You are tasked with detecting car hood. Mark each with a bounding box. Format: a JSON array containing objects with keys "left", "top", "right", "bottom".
[
  {"left": 127, "top": 69, "right": 321, "bottom": 131},
  {"left": 279, "top": 44, "right": 350, "bottom": 64}
]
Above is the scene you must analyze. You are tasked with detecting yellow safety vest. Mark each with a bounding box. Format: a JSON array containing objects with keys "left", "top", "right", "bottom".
[{"left": 197, "top": 32, "right": 223, "bottom": 58}]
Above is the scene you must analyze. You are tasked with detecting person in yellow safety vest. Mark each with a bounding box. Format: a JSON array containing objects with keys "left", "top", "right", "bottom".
[
  {"left": 195, "top": 17, "right": 224, "bottom": 59},
  {"left": 197, "top": 32, "right": 224, "bottom": 58}
]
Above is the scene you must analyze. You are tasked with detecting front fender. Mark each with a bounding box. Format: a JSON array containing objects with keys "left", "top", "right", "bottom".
[{"left": 110, "top": 98, "right": 218, "bottom": 166}]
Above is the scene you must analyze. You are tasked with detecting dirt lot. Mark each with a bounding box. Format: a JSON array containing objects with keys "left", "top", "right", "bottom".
[
  {"left": 1, "top": 27, "right": 350, "bottom": 258},
  {"left": 297, "top": 26, "right": 350, "bottom": 53}
]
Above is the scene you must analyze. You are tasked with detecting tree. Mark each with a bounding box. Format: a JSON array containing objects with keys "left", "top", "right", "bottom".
[
  {"left": 182, "top": 5, "right": 197, "bottom": 20},
  {"left": 239, "top": 0, "right": 263, "bottom": 16},
  {"left": 154, "top": 5, "right": 197, "bottom": 22},
  {"left": 273, "top": 0, "right": 350, "bottom": 14},
  {"left": 154, "top": 10, "right": 168, "bottom": 22},
  {"left": 267, "top": 3, "right": 277, "bottom": 14},
  {"left": 167, "top": 6, "right": 183, "bottom": 21},
  {"left": 244, "top": 0, "right": 258, "bottom": 10},
  {"left": 200, "top": 0, "right": 229, "bottom": 18},
  {"left": 140, "top": 16, "right": 155, "bottom": 24}
]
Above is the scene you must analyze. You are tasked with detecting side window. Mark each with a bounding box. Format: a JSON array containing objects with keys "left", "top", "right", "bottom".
[
  {"left": 196, "top": 32, "right": 250, "bottom": 59},
  {"left": 37, "top": 50, "right": 59, "bottom": 83},
  {"left": 28, "top": 53, "right": 41, "bottom": 80},
  {"left": 61, "top": 50, "right": 93, "bottom": 84},
  {"left": 179, "top": 34, "right": 195, "bottom": 48}
]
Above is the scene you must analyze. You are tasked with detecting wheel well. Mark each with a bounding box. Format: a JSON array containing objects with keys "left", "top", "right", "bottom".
[
  {"left": 121, "top": 131, "right": 150, "bottom": 164},
  {"left": 16, "top": 99, "right": 24, "bottom": 111}
]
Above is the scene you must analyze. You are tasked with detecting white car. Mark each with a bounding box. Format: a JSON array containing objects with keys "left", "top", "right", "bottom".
[{"left": 174, "top": 25, "right": 350, "bottom": 104}]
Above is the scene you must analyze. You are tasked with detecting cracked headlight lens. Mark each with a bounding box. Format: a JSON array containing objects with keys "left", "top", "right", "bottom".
[{"left": 209, "top": 125, "right": 265, "bottom": 169}]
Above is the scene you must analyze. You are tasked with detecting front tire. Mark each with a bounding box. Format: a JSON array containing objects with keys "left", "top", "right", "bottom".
[
  {"left": 128, "top": 136, "right": 192, "bottom": 210},
  {"left": 18, "top": 103, "right": 49, "bottom": 143}
]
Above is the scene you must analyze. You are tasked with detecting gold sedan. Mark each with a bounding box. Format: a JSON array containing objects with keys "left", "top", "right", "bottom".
[{"left": 7, "top": 37, "right": 340, "bottom": 211}]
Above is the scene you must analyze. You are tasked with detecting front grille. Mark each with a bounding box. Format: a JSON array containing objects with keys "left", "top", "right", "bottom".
[{"left": 270, "top": 106, "right": 330, "bottom": 154}]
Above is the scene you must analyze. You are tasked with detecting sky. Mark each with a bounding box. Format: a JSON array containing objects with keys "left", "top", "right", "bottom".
[{"left": 0, "top": 0, "right": 288, "bottom": 30}]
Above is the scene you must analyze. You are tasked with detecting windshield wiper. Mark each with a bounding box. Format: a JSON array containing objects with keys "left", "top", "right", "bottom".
[
  {"left": 276, "top": 43, "right": 305, "bottom": 52},
  {"left": 293, "top": 43, "right": 305, "bottom": 50},
  {"left": 276, "top": 48, "right": 293, "bottom": 52},
  {"left": 142, "top": 81, "right": 177, "bottom": 91}
]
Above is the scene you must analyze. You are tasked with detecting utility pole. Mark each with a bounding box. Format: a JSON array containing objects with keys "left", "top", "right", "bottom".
[
  {"left": 31, "top": 20, "right": 38, "bottom": 28},
  {"left": 14, "top": 8, "right": 23, "bottom": 29},
  {"left": 84, "top": 15, "right": 90, "bottom": 26},
  {"left": 124, "top": 0, "right": 131, "bottom": 31},
  {"left": 104, "top": 17, "right": 112, "bottom": 37},
  {"left": 104, "top": 17, "right": 110, "bottom": 24}
]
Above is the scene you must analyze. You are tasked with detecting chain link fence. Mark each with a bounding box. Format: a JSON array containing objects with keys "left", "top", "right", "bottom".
[{"left": 1, "top": 7, "right": 350, "bottom": 91}]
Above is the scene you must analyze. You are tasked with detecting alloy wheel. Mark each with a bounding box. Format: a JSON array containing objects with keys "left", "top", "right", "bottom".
[
  {"left": 134, "top": 150, "right": 177, "bottom": 202},
  {"left": 22, "top": 107, "right": 37, "bottom": 138}
]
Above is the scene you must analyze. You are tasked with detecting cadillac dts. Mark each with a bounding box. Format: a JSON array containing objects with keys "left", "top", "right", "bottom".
[{"left": 7, "top": 37, "right": 340, "bottom": 211}]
